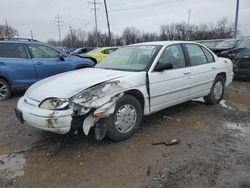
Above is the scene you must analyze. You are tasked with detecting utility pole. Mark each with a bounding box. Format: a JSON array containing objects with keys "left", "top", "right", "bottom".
[
  {"left": 89, "top": 0, "right": 101, "bottom": 47},
  {"left": 69, "top": 25, "right": 74, "bottom": 47},
  {"left": 104, "top": 0, "right": 111, "bottom": 45},
  {"left": 55, "top": 14, "right": 63, "bottom": 46},
  {"left": 5, "top": 19, "right": 9, "bottom": 38},
  {"left": 234, "top": 0, "right": 240, "bottom": 39},
  {"left": 30, "top": 30, "right": 34, "bottom": 40},
  {"left": 187, "top": 9, "right": 191, "bottom": 40}
]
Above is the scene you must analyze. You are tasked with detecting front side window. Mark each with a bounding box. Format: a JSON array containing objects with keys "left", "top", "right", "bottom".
[
  {"left": 0, "top": 43, "right": 27, "bottom": 58},
  {"left": 158, "top": 44, "right": 186, "bottom": 69},
  {"left": 96, "top": 45, "right": 162, "bottom": 71},
  {"left": 28, "top": 44, "right": 59, "bottom": 58},
  {"left": 186, "top": 44, "right": 208, "bottom": 66}
]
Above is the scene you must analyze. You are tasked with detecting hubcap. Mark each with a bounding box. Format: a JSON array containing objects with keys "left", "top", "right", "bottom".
[
  {"left": 115, "top": 104, "right": 137, "bottom": 134},
  {"left": 0, "top": 81, "right": 8, "bottom": 100},
  {"left": 213, "top": 81, "right": 223, "bottom": 100}
]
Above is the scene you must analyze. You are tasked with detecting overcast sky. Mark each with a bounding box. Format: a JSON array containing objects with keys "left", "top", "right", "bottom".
[{"left": 1, "top": 0, "right": 250, "bottom": 41}]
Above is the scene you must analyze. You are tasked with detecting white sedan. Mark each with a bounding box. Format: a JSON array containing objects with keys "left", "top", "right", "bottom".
[{"left": 15, "top": 41, "right": 233, "bottom": 141}]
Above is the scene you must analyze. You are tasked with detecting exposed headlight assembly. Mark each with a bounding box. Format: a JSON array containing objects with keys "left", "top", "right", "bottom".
[{"left": 39, "top": 98, "right": 69, "bottom": 110}]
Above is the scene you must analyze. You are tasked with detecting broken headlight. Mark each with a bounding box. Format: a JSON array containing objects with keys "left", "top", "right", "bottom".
[
  {"left": 39, "top": 98, "right": 69, "bottom": 110},
  {"left": 73, "top": 81, "right": 122, "bottom": 108}
]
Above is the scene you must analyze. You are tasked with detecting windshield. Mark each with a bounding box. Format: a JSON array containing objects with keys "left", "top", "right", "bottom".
[
  {"left": 95, "top": 45, "right": 162, "bottom": 71},
  {"left": 238, "top": 39, "right": 250, "bottom": 48},
  {"left": 216, "top": 40, "right": 236, "bottom": 48}
]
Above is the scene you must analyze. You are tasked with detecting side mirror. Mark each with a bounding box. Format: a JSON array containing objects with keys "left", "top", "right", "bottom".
[
  {"left": 59, "top": 54, "right": 65, "bottom": 61},
  {"left": 154, "top": 62, "right": 173, "bottom": 72}
]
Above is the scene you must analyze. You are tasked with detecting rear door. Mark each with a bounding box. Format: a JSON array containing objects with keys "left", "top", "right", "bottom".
[
  {"left": 184, "top": 44, "right": 217, "bottom": 99},
  {"left": 149, "top": 44, "right": 191, "bottom": 113},
  {"left": 0, "top": 43, "right": 37, "bottom": 87},
  {"left": 27, "top": 44, "right": 71, "bottom": 80}
]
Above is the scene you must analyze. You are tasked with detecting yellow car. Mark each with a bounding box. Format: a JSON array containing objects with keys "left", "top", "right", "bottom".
[{"left": 80, "top": 47, "right": 119, "bottom": 63}]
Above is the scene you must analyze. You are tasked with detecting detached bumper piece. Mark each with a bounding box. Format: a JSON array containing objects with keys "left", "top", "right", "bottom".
[{"left": 14, "top": 108, "right": 24, "bottom": 124}]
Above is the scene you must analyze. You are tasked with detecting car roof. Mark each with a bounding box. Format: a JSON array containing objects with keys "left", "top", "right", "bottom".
[
  {"left": 0, "top": 39, "right": 51, "bottom": 46},
  {"left": 130, "top": 41, "right": 198, "bottom": 47}
]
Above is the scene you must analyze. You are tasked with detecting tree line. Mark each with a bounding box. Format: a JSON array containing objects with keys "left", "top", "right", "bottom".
[
  {"left": 49, "top": 17, "right": 235, "bottom": 48},
  {"left": 0, "top": 17, "right": 235, "bottom": 47}
]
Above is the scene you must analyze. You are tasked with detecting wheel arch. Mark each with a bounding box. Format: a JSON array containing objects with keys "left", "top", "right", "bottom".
[
  {"left": 124, "top": 89, "right": 145, "bottom": 110},
  {"left": 216, "top": 72, "right": 226, "bottom": 83},
  {"left": 0, "top": 75, "right": 11, "bottom": 86}
]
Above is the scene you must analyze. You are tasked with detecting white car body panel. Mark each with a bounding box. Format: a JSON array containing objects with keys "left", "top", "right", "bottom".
[{"left": 16, "top": 41, "right": 233, "bottom": 135}]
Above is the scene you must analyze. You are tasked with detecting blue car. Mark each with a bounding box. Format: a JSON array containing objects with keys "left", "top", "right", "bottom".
[{"left": 0, "top": 38, "right": 95, "bottom": 100}]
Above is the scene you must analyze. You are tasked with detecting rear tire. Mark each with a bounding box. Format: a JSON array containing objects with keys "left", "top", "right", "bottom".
[
  {"left": 203, "top": 75, "right": 225, "bottom": 105},
  {"left": 106, "top": 95, "right": 142, "bottom": 141},
  {"left": 0, "top": 79, "right": 11, "bottom": 101}
]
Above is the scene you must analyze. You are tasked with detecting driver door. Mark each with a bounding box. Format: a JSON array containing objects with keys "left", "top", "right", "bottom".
[
  {"left": 148, "top": 44, "right": 191, "bottom": 113},
  {"left": 28, "top": 44, "right": 71, "bottom": 80}
]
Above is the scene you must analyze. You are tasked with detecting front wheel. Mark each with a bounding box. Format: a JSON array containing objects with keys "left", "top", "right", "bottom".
[
  {"left": 0, "top": 79, "right": 11, "bottom": 101},
  {"left": 105, "top": 95, "right": 142, "bottom": 141},
  {"left": 203, "top": 75, "right": 225, "bottom": 105}
]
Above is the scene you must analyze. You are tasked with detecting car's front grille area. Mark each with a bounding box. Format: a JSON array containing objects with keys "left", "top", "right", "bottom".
[{"left": 236, "top": 59, "right": 250, "bottom": 69}]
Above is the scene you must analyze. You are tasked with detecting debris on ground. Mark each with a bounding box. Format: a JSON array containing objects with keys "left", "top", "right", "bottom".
[
  {"left": 151, "top": 139, "right": 181, "bottom": 146},
  {"left": 163, "top": 115, "right": 174, "bottom": 120},
  {"left": 147, "top": 165, "right": 151, "bottom": 176}
]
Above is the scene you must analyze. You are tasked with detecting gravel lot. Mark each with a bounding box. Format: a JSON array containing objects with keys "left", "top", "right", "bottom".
[{"left": 0, "top": 79, "right": 250, "bottom": 188}]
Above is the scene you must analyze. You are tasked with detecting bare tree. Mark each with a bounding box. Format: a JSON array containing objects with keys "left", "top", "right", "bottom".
[
  {"left": 0, "top": 24, "right": 18, "bottom": 38},
  {"left": 122, "top": 27, "right": 142, "bottom": 45}
]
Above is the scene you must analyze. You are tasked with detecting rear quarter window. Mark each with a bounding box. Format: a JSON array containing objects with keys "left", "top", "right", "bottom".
[
  {"left": 0, "top": 43, "right": 28, "bottom": 58},
  {"left": 201, "top": 46, "right": 215, "bottom": 63}
]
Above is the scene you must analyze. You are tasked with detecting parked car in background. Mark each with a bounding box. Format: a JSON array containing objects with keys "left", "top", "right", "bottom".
[
  {"left": 16, "top": 41, "right": 233, "bottom": 141},
  {"left": 0, "top": 38, "right": 95, "bottom": 101},
  {"left": 210, "top": 38, "right": 243, "bottom": 56},
  {"left": 80, "top": 47, "right": 119, "bottom": 63},
  {"left": 71, "top": 47, "right": 96, "bottom": 55},
  {"left": 232, "top": 38, "right": 250, "bottom": 77}
]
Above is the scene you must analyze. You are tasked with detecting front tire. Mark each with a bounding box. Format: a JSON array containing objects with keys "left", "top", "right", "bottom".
[
  {"left": 0, "top": 79, "right": 11, "bottom": 101},
  {"left": 106, "top": 95, "right": 142, "bottom": 141},
  {"left": 203, "top": 75, "right": 225, "bottom": 105}
]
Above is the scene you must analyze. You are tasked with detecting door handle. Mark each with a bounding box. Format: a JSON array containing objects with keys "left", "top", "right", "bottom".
[
  {"left": 212, "top": 66, "right": 217, "bottom": 70},
  {"left": 0, "top": 62, "right": 6, "bottom": 66},
  {"left": 183, "top": 71, "right": 191, "bottom": 75},
  {"left": 35, "top": 62, "right": 44, "bottom": 65}
]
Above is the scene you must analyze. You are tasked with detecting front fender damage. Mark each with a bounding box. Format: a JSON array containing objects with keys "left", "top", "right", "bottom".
[{"left": 69, "top": 81, "right": 126, "bottom": 139}]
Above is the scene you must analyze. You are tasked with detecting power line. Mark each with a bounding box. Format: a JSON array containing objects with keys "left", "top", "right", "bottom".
[
  {"left": 55, "top": 14, "right": 63, "bottom": 46},
  {"left": 89, "top": 0, "right": 102, "bottom": 47}
]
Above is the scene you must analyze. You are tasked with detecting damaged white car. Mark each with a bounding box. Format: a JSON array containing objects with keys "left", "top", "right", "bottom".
[{"left": 15, "top": 41, "right": 233, "bottom": 141}]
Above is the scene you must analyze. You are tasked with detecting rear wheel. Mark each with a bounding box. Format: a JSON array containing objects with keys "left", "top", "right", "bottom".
[
  {"left": 106, "top": 95, "right": 142, "bottom": 141},
  {"left": 203, "top": 75, "right": 225, "bottom": 105},
  {"left": 0, "top": 79, "right": 11, "bottom": 101}
]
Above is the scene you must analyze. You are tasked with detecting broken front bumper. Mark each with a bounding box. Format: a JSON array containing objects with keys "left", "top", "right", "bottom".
[{"left": 16, "top": 97, "right": 73, "bottom": 134}]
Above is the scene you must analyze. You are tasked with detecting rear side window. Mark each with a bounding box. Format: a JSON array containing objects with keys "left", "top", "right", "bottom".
[
  {"left": 201, "top": 46, "right": 215, "bottom": 63},
  {"left": 102, "top": 48, "right": 118, "bottom": 55},
  {"left": 186, "top": 44, "right": 208, "bottom": 66},
  {"left": 0, "top": 43, "right": 28, "bottom": 58}
]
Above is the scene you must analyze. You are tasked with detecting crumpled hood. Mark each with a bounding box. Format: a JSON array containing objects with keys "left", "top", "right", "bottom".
[{"left": 26, "top": 68, "right": 133, "bottom": 101}]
